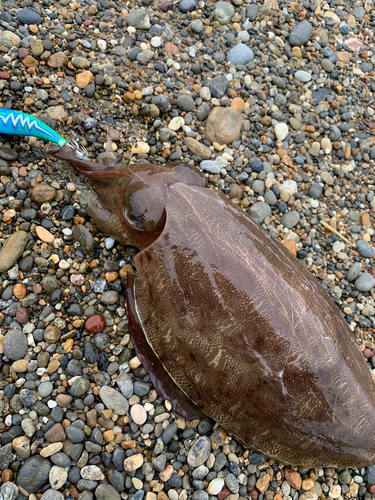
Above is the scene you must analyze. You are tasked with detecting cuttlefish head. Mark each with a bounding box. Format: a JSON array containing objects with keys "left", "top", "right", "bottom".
[{"left": 51, "top": 137, "right": 206, "bottom": 250}]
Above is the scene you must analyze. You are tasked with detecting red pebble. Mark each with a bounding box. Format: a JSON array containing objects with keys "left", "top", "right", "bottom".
[
  {"left": 85, "top": 314, "right": 105, "bottom": 333},
  {"left": 161, "top": 1, "right": 173, "bottom": 12},
  {"left": 84, "top": 19, "right": 93, "bottom": 26},
  {"left": 369, "top": 485, "right": 375, "bottom": 495},
  {"left": 16, "top": 307, "right": 30, "bottom": 325},
  {"left": 17, "top": 48, "right": 28, "bottom": 59},
  {"left": 0, "top": 72, "right": 10, "bottom": 80},
  {"left": 363, "top": 348, "right": 374, "bottom": 359},
  {"left": 218, "top": 489, "right": 231, "bottom": 500},
  {"left": 248, "top": 489, "right": 259, "bottom": 500}
]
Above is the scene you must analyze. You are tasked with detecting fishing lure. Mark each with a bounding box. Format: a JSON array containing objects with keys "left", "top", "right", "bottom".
[
  {"left": 0, "top": 108, "right": 67, "bottom": 146},
  {"left": 0, "top": 108, "right": 88, "bottom": 158}
]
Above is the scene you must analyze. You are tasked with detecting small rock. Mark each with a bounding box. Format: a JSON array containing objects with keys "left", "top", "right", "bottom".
[
  {"left": 81, "top": 465, "right": 105, "bottom": 481},
  {"left": 354, "top": 273, "right": 375, "bottom": 292},
  {"left": 16, "top": 456, "right": 51, "bottom": 494},
  {"left": 227, "top": 44, "right": 254, "bottom": 65},
  {"left": 76, "top": 71, "right": 94, "bottom": 89},
  {"left": 124, "top": 453, "right": 144, "bottom": 472},
  {"left": 178, "top": 0, "right": 197, "bottom": 13},
  {"left": 99, "top": 386, "right": 129, "bottom": 415},
  {"left": 131, "top": 404, "right": 147, "bottom": 425},
  {"left": 213, "top": 1, "right": 235, "bottom": 24},
  {"left": 17, "top": 8, "right": 42, "bottom": 25},
  {"left": 185, "top": 138, "right": 211, "bottom": 159},
  {"left": 187, "top": 436, "right": 211, "bottom": 467},
  {"left": 357, "top": 240, "right": 374, "bottom": 258},
  {"left": 0, "top": 231, "right": 28, "bottom": 272},
  {"left": 284, "top": 470, "right": 302, "bottom": 490},
  {"left": 3, "top": 330, "right": 28, "bottom": 360},
  {"left": 281, "top": 211, "right": 300, "bottom": 229},
  {"left": 248, "top": 202, "right": 272, "bottom": 225},
  {"left": 289, "top": 21, "right": 313, "bottom": 46},
  {"left": 208, "top": 478, "right": 225, "bottom": 495},
  {"left": 205, "top": 107, "right": 242, "bottom": 145},
  {"left": 49, "top": 466, "right": 67, "bottom": 490},
  {"left": 275, "top": 123, "right": 289, "bottom": 141}
]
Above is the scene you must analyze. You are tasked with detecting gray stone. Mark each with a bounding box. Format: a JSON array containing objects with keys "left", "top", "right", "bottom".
[
  {"left": 356, "top": 240, "right": 374, "bottom": 259},
  {"left": 213, "top": 1, "right": 235, "bottom": 24},
  {"left": 137, "top": 50, "right": 154, "bottom": 65},
  {"left": 1, "top": 482, "right": 18, "bottom": 500},
  {"left": 227, "top": 44, "right": 254, "bottom": 66},
  {"left": 187, "top": 436, "right": 211, "bottom": 467},
  {"left": 248, "top": 202, "right": 272, "bottom": 224},
  {"left": 281, "top": 211, "right": 300, "bottom": 229},
  {"left": 246, "top": 4, "right": 259, "bottom": 20},
  {"left": 126, "top": 9, "right": 150, "bottom": 29},
  {"left": 264, "top": 190, "right": 277, "bottom": 206},
  {"left": 309, "top": 183, "right": 323, "bottom": 198},
  {"left": 190, "top": 19, "right": 204, "bottom": 33},
  {"left": 178, "top": 0, "right": 197, "bottom": 13},
  {"left": 66, "top": 426, "right": 85, "bottom": 443},
  {"left": 295, "top": 70, "right": 312, "bottom": 82},
  {"left": 354, "top": 273, "right": 375, "bottom": 292},
  {"left": 17, "top": 455, "right": 51, "bottom": 493},
  {"left": 321, "top": 59, "right": 334, "bottom": 72},
  {"left": 152, "top": 95, "right": 172, "bottom": 113},
  {"left": 0, "top": 443, "right": 16, "bottom": 469},
  {"left": 346, "top": 263, "right": 362, "bottom": 282},
  {"left": 38, "top": 382, "right": 53, "bottom": 398},
  {"left": 17, "top": 8, "right": 42, "bottom": 25},
  {"left": 161, "top": 423, "right": 178, "bottom": 444},
  {"left": 95, "top": 484, "right": 121, "bottom": 500},
  {"left": 3, "top": 330, "right": 28, "bottom": 360},
  {"left": 289, "top": 21, "right": 313, "bottom": 46},
  {"left": 177, "top": 95, "right": 195, "bottom": 112},
  {"left": 99, "top": 386, "right": 129, "bottom": 415},
  {"left": 70, "top": 377, "right": 90, "bottom": 397},
  {"left": 117, "top": 373, "right": 133, "bottom": 398},
  {"left": 209, "top": 76, "right": 229, "bottom": 98},
  {"left": 41, "top": 490, "right": 64, "bottom": 500},
  {"left": 200, "top": 161, "right": 221, "bottom": 174}
]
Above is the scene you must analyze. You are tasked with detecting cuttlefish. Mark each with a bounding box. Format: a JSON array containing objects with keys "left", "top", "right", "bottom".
[{"left": 51, "top": 140, "right": 375, "bottom": 468}]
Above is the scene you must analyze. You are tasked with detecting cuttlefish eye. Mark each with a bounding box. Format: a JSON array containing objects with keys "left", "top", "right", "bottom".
[{"left": 124, "top": 207, "right": 144, "bottom": 231}]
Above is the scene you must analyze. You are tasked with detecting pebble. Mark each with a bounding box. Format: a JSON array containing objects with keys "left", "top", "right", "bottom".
[
  {"left": 275, "top": 123, "right": 289, "bottom": 141},
  {"left": 205, "top": 108, "right": 242, "bottom": 145},
  {"left": 357, "top": 240, "right": 374, "bottom": 258},
  {"left": 0, "top": 231, "right": 28, "bottom": 272},
  {"left": 131, "top": 404, "right": 147, "bottom": 425},
  {"left": 213, "top": 1, "right": 235, "bottom": 24},
  {"left": 355, "top": 273, "right": 375, "bottom": 292},
  {"left": 3, "top": 330, "right": 28, "bottom": 360},
  {"left": 289, "top": 21, "right": 313, "bottom": 46},
  {"left": 81, "top": 465, "right": 105, "bottom": 481},
  {"left": 16, "top": 456, "right": 51, "bottom": 493},
  {"left": 99, "top": 386, "right": 129, "bottom": 415},
  {"left": 187, "top": 436, "right": 211, "bottom": 467},
  {"left": 227, "top": 44, "right": 254, "bottom": 65}
]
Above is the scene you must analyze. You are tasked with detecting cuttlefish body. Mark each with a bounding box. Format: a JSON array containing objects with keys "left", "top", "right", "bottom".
[{"left": 53, "top": 145, "right": 375, "bottom": 467}]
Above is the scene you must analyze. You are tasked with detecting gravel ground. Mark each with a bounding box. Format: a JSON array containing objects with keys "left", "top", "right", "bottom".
[{"left": 1, "top": 0, "right": 375, "bottom": 499}]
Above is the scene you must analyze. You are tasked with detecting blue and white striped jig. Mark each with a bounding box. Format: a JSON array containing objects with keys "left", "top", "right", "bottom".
[
  {"left": 0, "top": 108, "right": 67, "bottom": 147},
  {"left": 0, "top": 108, "right": 88, "bottom": 159}
]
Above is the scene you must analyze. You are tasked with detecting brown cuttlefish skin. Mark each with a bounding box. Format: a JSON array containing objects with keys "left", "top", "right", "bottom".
[{"left": 53, "top": 144, "right": 375, "bottom": 468}]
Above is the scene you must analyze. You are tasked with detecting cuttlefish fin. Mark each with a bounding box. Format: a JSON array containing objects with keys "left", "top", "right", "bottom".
[{"left": 126, "top": 272, "right": 207, "bottom": 420}]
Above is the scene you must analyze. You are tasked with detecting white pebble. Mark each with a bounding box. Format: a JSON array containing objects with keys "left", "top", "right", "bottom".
[
  {"left": 59, "top": 260, "right": 70, "bottom": 270},
  {"left": 105, "top": 237, "right": 115, "bottom": 249},
  {"left": 168, "top": 116, "right": 185, "bottom": 131},
  {"left": 62, "top": 228, "right": 72, "bottom": 236},
  {"left": 151, "top": 36, "right": 161, "bottom": 48},
  {"left": 66, "top": 182, "right": 76, "bottom": 192},
  {"left": 310, "top": 200, "right": 319, "bottom": 208},
  {"left": 208, "top": 478, "right": 225, "bottom": 495},
  {"left": 274, "top": 122, "right": 289, "bottom": 141},
  {"left": 131, "top": 404, "right": 147, "bottom": 425},
  {"left": 226, "top": 73, "right": 233, "bottom": 81},
  {"left": 48, "top": 400, "right": 57, "bottom": 408},
  {"left": 97, "top": 39, "right": 106, "bottom": 51},
  {"left": 280, "top": 179, "right": 298, "bottom": 195},
  {"left": 41, "top": 202, "right": 52, "bottom": 214}
]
